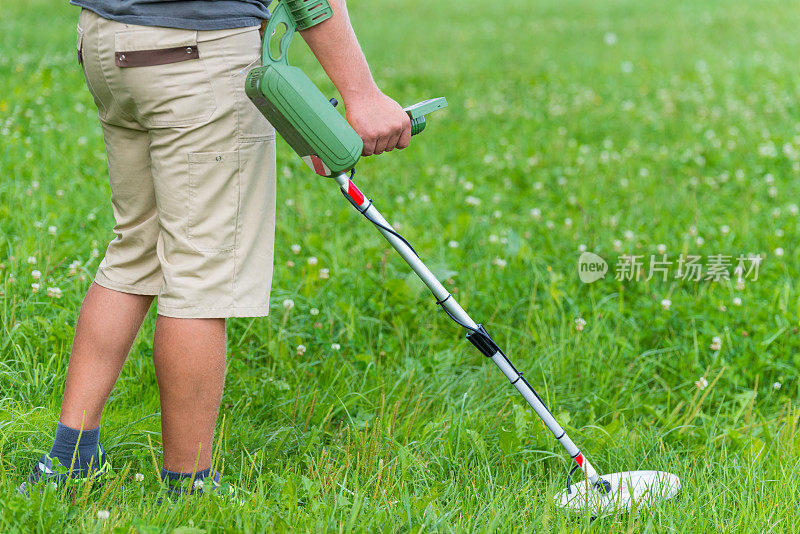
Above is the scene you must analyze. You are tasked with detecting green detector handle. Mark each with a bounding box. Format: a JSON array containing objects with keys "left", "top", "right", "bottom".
[
  {"left": 404, "top": 97, "right": 448, "bottom": 136},
  {"left": 245, "top": 1, "right": 447, "bottom": 177}
]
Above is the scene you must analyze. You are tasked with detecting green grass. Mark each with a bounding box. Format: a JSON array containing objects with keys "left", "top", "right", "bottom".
[{"left": 2, "top": 0, "right": 799, "bottom": 531}]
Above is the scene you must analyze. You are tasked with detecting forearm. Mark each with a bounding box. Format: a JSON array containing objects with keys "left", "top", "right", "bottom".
[{"left": 299, "top": 0, "right": 379, "bottom": 100}]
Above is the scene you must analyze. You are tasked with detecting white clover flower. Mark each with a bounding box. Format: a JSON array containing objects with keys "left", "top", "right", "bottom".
[
  {"left": 603, "top": 32, "right": 618, "bottom": 45},
  {"left": 732, "top": 297, "right": 742, "bottom": 306},
  {"left": 34, "top": 221, "right": 43, "bottom": 229},
  {"left": 624, "top": 230, "right": 634, "bottom": 241},
  {"left": 660, "top": 298, "right": 672, "bottom": 310},
  {"left": 286, "top": 260, "right": 295, "bottom": 268},
  {"left": 97, "top": 510, "right": 110, "bottom": 520},
  {"left": 68, "top": 260, "right": 80, "bottom": 275},
  {"left": 26, "top": 256, "right": 37, "bottom": 265},
  {"left": 465, "top": 196, "right": 481, "bottom": 206},
  {"left": 448, "top": 240, "right": 459, "bottom": 249},
  {"left": 48, "top": 226, "right": 57, "bottom": 236},
  {"left": 291, "top": 244, "right": 301, "bottom": 254},
  {"left": 331, "top": 343, "right": 341, "bottom": 351},
  {"left": 578, "top": 244, "right": 587, "bottom": 253},
  {"left": 31, "top": 270, "right": 41, "bottom": 280},
  {"left": 285, "top": 198, "right": 294, "bottom": 206},
  {"left": 90, "top": 248, "right": 99, "bottom": 258},
  {"left": 56, "top": 189, "right": 65, "bottom": 197},
  {"left": 310, "top": 307, "right": 319, "bottom": 316},
  {"left": 695, "top": 377, "right": 709, "bottom": 390},
  {"left": 87, "top": 212, "right": 96, "bottom": 221},
  {"left": 134, "top": 473, "right": 144, "bottom": 482},
  {"left": 296, "top": 344, "right": 306, "bottom": 356},
  {"left": 772, "top": 381, "right": 781, "bottom": 390},
  {"left": 564, "top": 218, "right": 573, "bottom": 228},
  {"left": 420, "top": 194, "right": 430, "bottom": 203},
  {"left": 31, "top": 282, "right": 40, "bottom": 292},
  {"left": 774, "top": 247, "right": 784, "bottom": 257},
  {"left": 488, "top": 234, "right": 499, "bottom": 244},
  {"left": 47, "top": 287, "right": 62, "bottom": 298},
  {"left": 689, "top": 225, "right": 698, "bottom": 236},
  {"left": 789, "top": 204, "right": 799, "bottom": 216},
  {"left": 463, "top": 181, "right": 474, "bottom": 191},
  {"left": 710, "top": 336, "right": 722, "bottom": 351},
  {"left": 319, "top": 268, "right": 330, "bottom": 279},
  {"left": 193, "top": 479, "right": 204, "bottom": 490},
  {"left": 307, "top": 256, "right": 318, "bottom": 266},
  {"left": 656, "top": 243, "right": 667, "bottom": 254},
  {"left": 492, "top": 258, "right": 507, "bottom": 268},
  {"left": 695, "top": 236, "right": 705, "bottom": 246},
  {"left": 283, "top": 299, "right": 295, "bottom": 311},
  {"left": 546, "top": 220, "right": 555, "bottom": 230},
  {"left": 32, "top": 180, "right": 39, "bottom": 190},
  {"left": 620, "top": 61, "right": 634, "bottom": 73},
  {"left": 613, "top": 239, "right": 623, "bottom": 251},
  {"left": 492, "top": 210, "right": 502, "bottom": 219},
  {"left": 530, "top": 208, "right": 542, "bottom": 220},
  {"left": 720, "top": 225, "right": 730, "bottom": 235},
  {"left": 769, "top": 186, "right": 778, "bottom": 198},
  {"left": 575, "top": 317, "right": 587, "bottom": 332}
]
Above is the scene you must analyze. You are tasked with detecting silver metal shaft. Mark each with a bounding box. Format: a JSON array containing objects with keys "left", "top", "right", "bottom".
[{"left": 334, "top": 172, "right": 600, "bottom": 485}]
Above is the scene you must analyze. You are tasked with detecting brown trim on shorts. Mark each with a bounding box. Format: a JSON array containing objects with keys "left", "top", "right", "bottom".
[{"left": 115, "top": 46, "right": 199, "bottom": 68}]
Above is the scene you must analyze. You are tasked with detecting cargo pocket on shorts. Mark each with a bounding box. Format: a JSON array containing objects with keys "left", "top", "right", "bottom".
[
  {"left": 188, "top": 151, "right": 240, "bottom": 253},
  {"left": 114, "top": 29, "right": 217, "bottom": 128}
]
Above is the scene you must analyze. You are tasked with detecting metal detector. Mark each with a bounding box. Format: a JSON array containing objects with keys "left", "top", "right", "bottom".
[{"left": 246, "top": 0, "right": 681, "bottom": 516}]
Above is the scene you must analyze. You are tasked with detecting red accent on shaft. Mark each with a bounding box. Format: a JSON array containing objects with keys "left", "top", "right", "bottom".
[
  {"left": 347, "top": 180, "right": 365, "bottom": 205},
  {"left": 575, "top": 453, "right": 585, "bottom": 468},
  {"left": 310, "top": 155, "right": 326, "bottom": 176}
]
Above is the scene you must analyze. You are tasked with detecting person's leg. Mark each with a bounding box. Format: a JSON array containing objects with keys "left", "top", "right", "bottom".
[
  {"left": 59, "top": 283, "right": 154, "bottom": 430},
  {"left": 127, "top": 25, "right": 275, "bottom": 491},
  {"left": 152, "top": 316, "right": 227, "bottom": 473}
]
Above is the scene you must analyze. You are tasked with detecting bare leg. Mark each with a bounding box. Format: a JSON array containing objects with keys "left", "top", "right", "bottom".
[
  {"left": 152, "top": 316, "right": 226, "bottom": 473},
  {"left": 59, "top": 283, "right": 154, "bottom": 430}
]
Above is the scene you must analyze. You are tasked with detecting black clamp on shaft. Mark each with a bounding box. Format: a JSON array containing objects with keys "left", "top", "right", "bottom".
[{"left": 466, "top": 324, "right": 501, "bottom": 358}]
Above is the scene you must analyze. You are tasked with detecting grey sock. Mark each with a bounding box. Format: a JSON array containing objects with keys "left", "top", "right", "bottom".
[
  {"left": 161, "top": 467, "right": 212, "bottom": 495},
  {"left": 49, "top": 422, "right": 101, "bottom": 475}
]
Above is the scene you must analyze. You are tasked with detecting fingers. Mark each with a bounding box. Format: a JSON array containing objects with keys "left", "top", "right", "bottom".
[
  {"left": 374, "top": 133, "right": 392, "bottom": 155},
  {"left": 351, "top": 94, "right": 413, "bottom": 156},
  {"left": 397, "top": 120, "right": 412, "bottom": 150},
  {"left": 384, "top": 127, "right": 403, "bottom": 153},
  {"left": 366, "top": 120, "right": 410, "bottom": 156},
  {"left": 362, "top": 136, "right": 377, "bottom": 157}
]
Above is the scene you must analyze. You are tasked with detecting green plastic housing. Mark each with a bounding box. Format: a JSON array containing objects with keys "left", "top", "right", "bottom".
[
  {"left": 284, "top": 0, "right": 333, "bottom": 30},
  {"left": 246, "top": 1, "right": 362, "bottom": 175}
]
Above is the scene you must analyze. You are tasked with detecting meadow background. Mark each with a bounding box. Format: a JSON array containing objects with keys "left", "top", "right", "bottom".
[{"left": 1, "top": 0, "right": 799, "bottom": 531}]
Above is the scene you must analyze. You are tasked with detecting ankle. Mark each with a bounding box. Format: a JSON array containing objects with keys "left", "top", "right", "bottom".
[
  {"left": 161, "top": 466, "right": 212, "bottom": 495},
  {"left": 49, "top": 422, "right": 102, "bottom": 475}
]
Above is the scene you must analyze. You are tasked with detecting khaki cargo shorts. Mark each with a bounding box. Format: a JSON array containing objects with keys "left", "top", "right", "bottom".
[{"left": 76, "top": 9, "right": 277, "bottom": 318}]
